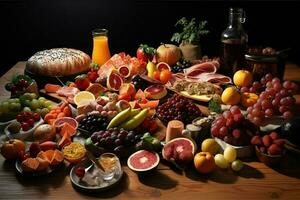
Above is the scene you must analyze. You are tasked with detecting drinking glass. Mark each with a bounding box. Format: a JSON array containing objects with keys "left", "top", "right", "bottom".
[
  {"left": 98, "top": 153, "right": 121, "bottom": 181},
  {"left": 92, "top": 28, "right": 111, "bottom": 66}
]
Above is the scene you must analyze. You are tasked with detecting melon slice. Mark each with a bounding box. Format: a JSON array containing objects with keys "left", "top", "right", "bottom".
[
  {"left": 107, "top": 71, "right": 124, "bottom": 91},
  {"left": 127, "top": 150, "right": 160, "bottom": 172},
  {"left": 162, "top": 137, "right": 196, "bottom": 164},
  {"left": 144, "top": 85, "right": 167, "bottom": 99}
]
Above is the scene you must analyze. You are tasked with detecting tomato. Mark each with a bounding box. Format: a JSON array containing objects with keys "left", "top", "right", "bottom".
[
  {"left": 136, "top": 44, "right": 156, "bottom": 63},
  {"left": 153, "top": 70, "right": 161, "bottom": 81},
  {"left": 75, "top": 167, "right": 85, "bottom": 178},
  {"left": 159, "top": 70, "right": 172, "bottom": 84},
  {"left": 75, "top": 75, "right": 90, "bottom": 90},
  {"left": 118, "top": 93, "right": 132, "bottom": 101}
]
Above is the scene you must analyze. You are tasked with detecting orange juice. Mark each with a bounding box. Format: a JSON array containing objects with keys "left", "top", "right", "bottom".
[{"left": 92, "top": 29, "right": 111, "bottom": 66}]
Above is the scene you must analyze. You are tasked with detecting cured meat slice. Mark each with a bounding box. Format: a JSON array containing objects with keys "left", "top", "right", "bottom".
[
  {"left": 186, "top": 73, "right": 232, "bottom": 84},
  {"left": 184, "top": 62, "right": 218, "bottom": 76}
]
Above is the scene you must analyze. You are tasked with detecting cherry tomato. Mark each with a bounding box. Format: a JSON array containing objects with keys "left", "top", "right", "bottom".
[
  {"left": 75, "top": 167, "right": 85, "bottom": 178},
  {"left": 153, "top": 70, "right": 161, "bottom": 81},
  {"left": 159, "top": 70, "right": 172, "bottom": 84}
]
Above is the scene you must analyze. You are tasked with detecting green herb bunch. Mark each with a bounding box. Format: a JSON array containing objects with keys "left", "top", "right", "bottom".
[{"left": 171, "top": 17, "right": 209, "bottom": 44}]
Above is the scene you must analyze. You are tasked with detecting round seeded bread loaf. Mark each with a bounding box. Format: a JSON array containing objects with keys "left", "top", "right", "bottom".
[{"left": 26, "top": 48, "right": 91, "bottom": 77}]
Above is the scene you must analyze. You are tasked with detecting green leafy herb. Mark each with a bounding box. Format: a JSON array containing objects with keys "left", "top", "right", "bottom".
[
  {"left": 208, "top": 99, "right": 221, "bottom": 113},
  {"left": 139, "top": 44, "right": 156, "bottom": 55},
  {"left": 171, "top": 17, "right": 209, "bottom": 44}
]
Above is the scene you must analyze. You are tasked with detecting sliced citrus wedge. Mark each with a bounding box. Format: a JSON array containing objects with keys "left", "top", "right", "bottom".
[{"left": 73, "top": 91, "right": 95, "bottom": 106}]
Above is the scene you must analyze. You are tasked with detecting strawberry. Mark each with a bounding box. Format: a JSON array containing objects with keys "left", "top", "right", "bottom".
[
  {"left": 75, "top": 74, "right": 90, "bottom": 90},
  {"left": 87, "top": 71, "right": 98, "bottom": 82}
]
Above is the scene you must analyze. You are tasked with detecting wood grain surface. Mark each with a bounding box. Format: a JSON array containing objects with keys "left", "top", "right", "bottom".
[{"left": 0, "top": 62, "right": 300, "bottom": 200}]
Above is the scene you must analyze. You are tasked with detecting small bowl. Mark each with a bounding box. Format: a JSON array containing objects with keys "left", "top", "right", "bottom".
[
  {"left": 213, "top": 137, "right": 254, "bottom": 158},
  {"left": 255, "top": 146, "right": 285, "bottom": 167},
  {"left": 5, "top": 118, "right": 44, "bottom": 141}
]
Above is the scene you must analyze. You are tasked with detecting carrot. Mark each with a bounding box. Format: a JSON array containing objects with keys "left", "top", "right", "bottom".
[
  {"left": 48, "top": 119, "right": 56, "bottom": 126},
  {"left": 63, "top": 106, "right": 71, "bottom": 117},
  {"left": 57, "top": 112, "right": 66, "bottom": 119},
  {"left": 44, "top": 84, "right": 62, "bottom": 93}
]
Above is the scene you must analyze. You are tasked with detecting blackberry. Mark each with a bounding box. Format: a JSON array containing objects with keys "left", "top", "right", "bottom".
[{"left": 132, "top": 75, "right": 148, "bottom": 90}]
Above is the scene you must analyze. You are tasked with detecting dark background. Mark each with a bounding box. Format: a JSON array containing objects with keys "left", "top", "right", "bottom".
[{"left": 0, "top": 0, "right": 299, "bottom": 76}]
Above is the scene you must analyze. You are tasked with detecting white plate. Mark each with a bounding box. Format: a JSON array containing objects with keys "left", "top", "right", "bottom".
[
  {"left": 5, "top": 118, "right": 44, "bottom": 141},
  {"left": 70, "top": 159, "right": 123, "bottom": 192}
]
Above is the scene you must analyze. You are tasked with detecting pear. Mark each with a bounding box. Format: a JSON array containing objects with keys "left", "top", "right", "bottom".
[{"left": 146, "top": 61, "right": 157, "bottom": 78}]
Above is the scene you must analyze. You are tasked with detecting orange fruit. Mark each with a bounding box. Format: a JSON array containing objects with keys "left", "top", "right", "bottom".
[
  {"left": 221, "top": 86, "right": 241, "bottom": 105},
  {"left": 62, "top": 142, "right": 86, "bottom": 164},
  {"left": 194, "top": 152, "right": 215, "bottom": 174},
  {"left": 233, "top": 70, "right": 253, "bottom": 87},
  {"left": 241, "top": 92, "right": 258, "bottom": 107},
  {"left": 73, "top": 91, "right": 95, "bottom": 106},
  {"left": 159, "top": 70, "right": 172, "bottom": 84}
]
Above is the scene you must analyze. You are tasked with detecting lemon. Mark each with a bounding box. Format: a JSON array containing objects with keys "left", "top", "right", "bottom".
[
  {"left": 221, "top": 86, "right": 241, "bottom": 105},
  {"left": 73, "top": 91, "right": 95, "bottom": 106},
  {"left": 233, "top": 70, "right": 253, "bottom": 87}
]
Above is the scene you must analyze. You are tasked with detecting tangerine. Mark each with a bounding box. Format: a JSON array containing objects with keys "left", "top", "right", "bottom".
[
  {"left": 233, "top": 70, "right": 253, "bottom": 87},
  {"left": 159, "top": 70, "right": 172, "bottom": 84},
  {"left": 221, "top": 86, "right": 241, "bottom": 105}
]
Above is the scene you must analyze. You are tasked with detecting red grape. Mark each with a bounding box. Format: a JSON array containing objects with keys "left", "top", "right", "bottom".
[
  {"left": 265, "top": 73, "right": 273, "bottom": 82},
  {"left": 253, "top": 81, "right": 261, "bottom": 90},
  {"left": 265, "top": 109, "right": 273, "bottom": 117},
  {"left": 283, "top": 80, "right": 292, "bottom": 89},
  {"left": 232, "top": 129, "right": 241, "bottom": 139},
  {"left": 219, "top": 126, "right": 228, "bottom": 138},
  {"left": 223, "top": 110, "right": 232, "bottom": 119},
  {"left": 230, "top": 105, "right": 241, "bottom": 115}
]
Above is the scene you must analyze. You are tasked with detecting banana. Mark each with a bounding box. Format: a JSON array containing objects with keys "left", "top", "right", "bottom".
[
  {"left": 119, "top": 108, "right": 149, "bottom": 130},
  {"left": 130, "top": 108, "right": 141, "bottom": 117},
  {"left": 107, "top": 107, "right": 131, "bottom": 129}
]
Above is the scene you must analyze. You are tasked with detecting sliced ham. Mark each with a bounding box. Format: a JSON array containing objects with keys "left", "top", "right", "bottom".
[
  {"left": 56, "top": 86, "right": 79, "bottom": 104},
  {"left": 181, "top": 60, "right": 231, "bottom": 85},
  {"left": 186, "top": 73, "right": 232, "bottom": 84}
]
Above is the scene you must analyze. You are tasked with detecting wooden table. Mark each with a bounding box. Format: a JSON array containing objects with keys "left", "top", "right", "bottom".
[{"left": 1, "top": 62, "right": 300, "bottom": 200}]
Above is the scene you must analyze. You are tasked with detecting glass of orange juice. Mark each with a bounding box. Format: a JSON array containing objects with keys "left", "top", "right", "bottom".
[{"left": 92, "top": 29, "right": 111, "bottom": 66}]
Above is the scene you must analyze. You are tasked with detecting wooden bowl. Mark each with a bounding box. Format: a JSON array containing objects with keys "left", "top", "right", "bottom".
[{"left": 255, "top": 146, "right": 285, "bottom": 167}]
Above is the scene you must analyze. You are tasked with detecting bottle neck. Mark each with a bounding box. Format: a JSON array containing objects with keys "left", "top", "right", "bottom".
[{"left": 228, "top": 9, "right": 244, "bottom": 30}]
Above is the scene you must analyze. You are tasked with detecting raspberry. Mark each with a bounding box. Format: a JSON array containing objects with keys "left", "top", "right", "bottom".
[
  {"left": 269, "top": 131, "right": 279, "bottom": 140},
  {"left": 273, "top": 139, "right": 285, "bottom": 147},
  {"left": 251, "top": 135, "right": 262, "bottom": 146},
  {"left": 268, "top": 144, "right": 282, "bottom": 155},
  {"left": 262, "top": 135, "right": 272, "bottom": 147}
]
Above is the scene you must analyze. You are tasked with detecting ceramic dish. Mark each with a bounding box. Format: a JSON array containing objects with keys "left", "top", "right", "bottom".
[
  {"left": 5, "top": 118, "right": 44, "bottom": 141},
  {"left": 255, "top": 146, "right": 285, "bottom": 167},
  {"left": 0, "top": 119, "right": 16, "bottom": 131},
  {"left": 213, "top": 137, "right": 254, "bottom": 158},
  {"left": 70, "top": 158, "right": 123, "bottom": 192},
  {"left": 15, "top": 159, "right": 62, "bottom": 176}
]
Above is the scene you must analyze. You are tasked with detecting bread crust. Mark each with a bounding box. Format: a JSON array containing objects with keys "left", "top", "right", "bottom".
[{"left": 26, "top": 48, "right": 91, "bottom": 77}]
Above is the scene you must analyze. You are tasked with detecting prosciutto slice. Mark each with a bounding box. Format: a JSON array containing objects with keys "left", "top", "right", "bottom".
[{"left": 182, "top": 60, "right": 231, "bottom": 84}]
